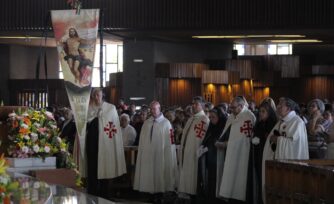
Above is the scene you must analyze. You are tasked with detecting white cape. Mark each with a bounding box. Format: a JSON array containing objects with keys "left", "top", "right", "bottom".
[
  {"left": 262, "top": 111, "right": 309, "bottom": 203},
  {"left": 178, "top": 110, "right": 209, "bottom": 195},
  {"left": 80, "top": 102, "right": 127, "bottom": 179},
  {"left": 218, "top": 107, "right": 256, "bottom": 201},
  {"left": 134, "top": 114, "right": 178, "bottom": 193}
]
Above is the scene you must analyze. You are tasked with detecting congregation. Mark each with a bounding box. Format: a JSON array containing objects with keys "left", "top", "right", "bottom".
[{"left": 53, "top": 91, "right": 334, "bottom": 204}]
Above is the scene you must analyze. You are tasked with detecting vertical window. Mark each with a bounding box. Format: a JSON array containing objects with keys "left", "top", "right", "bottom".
[{"left": 234, "top": 44, "right": 245, "bottom": 56}]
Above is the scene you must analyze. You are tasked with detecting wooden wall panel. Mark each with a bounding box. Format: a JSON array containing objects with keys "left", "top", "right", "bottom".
[
  {"left": 168, "top": 79, "right": 201, "bottom": 107},
  {"left": 203, "top": 84, "right": 233, "bottom": 105},
  {"left": 265, "top": 55, "right": 299, "bottom": 78},
  {"left": 225, "top": 59, "right": 260, "bottom": 80},
  {"left": 254, "top": 88, "right": 270, "bottom": 105},
  {"left": 202, "top": 70, "right": 239, "bottom": 84},
  {"left": 312, "top": 65, "right": 334, "bottom": 75},
  {"left": 155, "top": 78, "right": 169, "bottom": 106},
  {"left": 231, "top": 80, "right": 254, "bottom": 101},
  {"left": 297, "top": 77, "right": 334, "bottom": 103},
  {"left": 105, "top": 86, "right": 120, "bottom": 105},
  {"left": 109, "top": 72, "right": 123, "bottom": 88},
  {"left": 8, "top": 79, "right": 69, "bottom": 107},
  {"left": 156, "top": 63, "right": 208, "bottom": 78}
]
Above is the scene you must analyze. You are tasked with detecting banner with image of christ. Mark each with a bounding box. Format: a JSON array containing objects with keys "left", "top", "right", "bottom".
[{"left": 51, "top": 9, "right": 99, "bottom": 163}]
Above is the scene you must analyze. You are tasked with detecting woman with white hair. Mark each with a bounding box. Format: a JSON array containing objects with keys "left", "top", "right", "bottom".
[
  {"left": 307, "top": 99, "right": 332, "bottom": 159},
  {"left": 120, "top": 113, "right": 136, "bottom": 146}
]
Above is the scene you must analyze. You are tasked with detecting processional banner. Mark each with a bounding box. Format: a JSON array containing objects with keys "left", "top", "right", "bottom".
[{"left": 51, "top": 9, "right": 99, "bottom": 159}]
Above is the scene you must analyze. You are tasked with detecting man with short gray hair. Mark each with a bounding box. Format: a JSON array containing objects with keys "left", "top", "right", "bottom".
[
  {"left": 134, "top": 101, "right": 178, "bottom": 201},
  {"left": 178, "top": 96, "right": 209, "bottom": 198},
  {"left": 262, "top": 97, "right": 309, "bottom": 203},
  {"left": 216, "top": 96, "right": 256, "bottom": 202}
]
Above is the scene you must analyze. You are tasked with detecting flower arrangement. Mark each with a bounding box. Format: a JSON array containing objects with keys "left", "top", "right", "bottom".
[
  {"left": 7, "top": 108, "right": 83, "bottom": 188},
  {"left": 0, "top": 155, "right": 19, "bottom": 203},
  {"left": 7, "top": 108, "right": 67, "bottom": 159}
]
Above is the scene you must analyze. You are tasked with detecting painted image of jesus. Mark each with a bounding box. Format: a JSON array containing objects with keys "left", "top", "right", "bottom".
[{"left": 61, "top": 27, "right": 94, "bottom": 86}]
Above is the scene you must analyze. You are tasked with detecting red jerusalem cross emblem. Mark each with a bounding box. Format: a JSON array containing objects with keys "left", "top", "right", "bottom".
[
  {"left": 104, "top": 121, "right": 117, "bottom": 139},
  {"left": 240, "top": 120, "right": 253, "bottom": 137},
  {"left": 194, "top": 121, "right": 206, "bottom": 139}
]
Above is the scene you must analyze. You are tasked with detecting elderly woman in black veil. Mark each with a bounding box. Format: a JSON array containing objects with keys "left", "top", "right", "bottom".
[{"left": 197, "top": 107, "right": 227, "bottom": 203}]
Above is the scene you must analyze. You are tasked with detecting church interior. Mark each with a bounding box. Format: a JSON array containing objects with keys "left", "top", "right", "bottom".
[{"left": 0, "top": 0, "right": 334, "bottom": 203}]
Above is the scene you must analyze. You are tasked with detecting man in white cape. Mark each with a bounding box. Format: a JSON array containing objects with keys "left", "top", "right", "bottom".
[
  {"left": 178, "top": 96, "right": 209, "bottom": 198},
  {"left": 216, "top": 96, "right": 256, "bottom": 202},
  {"left": 84, "top": 88, "right": 126, "bottom": 196},
  {"left": 134, "top": 101, "right": 178, "bottom": 200},
  {"left": 262, "top": 97, "right": 309, "bottom": 203}
]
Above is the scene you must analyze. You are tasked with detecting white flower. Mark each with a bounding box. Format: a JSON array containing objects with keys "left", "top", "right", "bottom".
[
  {"left": 24, "top": 135, "right": 30, "bottom": 140},
  {"left": 44, "top": 146, "right": 50, "bottom": 153},
  {"left": 22, "top": 112, "right": 29, "bottom": 117},
  {"left": 21, "top": 123, "right": 29, "bottom": 129},
  {"left": 8, "top": 112, "right": 16, "bottom": 118},
  {"left": 30, "top": 133, "right": 38, "bottom": 142},
  {"left": 21, "top": 181, "right": 29, "bottom": 189},
  {"left": 34, "top": 123, "right": 41, "bottom": 128},
  {"left": 21, "top": 146, "right": 29, "bottom": 153},
  {"left": 61, "top": 148, "right": 66, "bottom": 152},
  {"left": 45, "top": 111, "right": 54, "bottom": 120},
  {"left": 252, "top": 137, "right": 260, "bottom": 145},
  {"left": 57, "top": 137, "right": 62, "bottom": 143},
  {"left": 33, "top": 145, "right": 40, "bottom": 153},
  {"left": 33, "top": 181, "right": 40, "bottom": 189},
  {"left": 51, "top": 125, "right": 58, "bottom": 130},
  {"left": 31, "top": 132, "right": 38, "bottom": 137},
  {"left": 0, "top": 175, "right": 9, "bottom": 185}
]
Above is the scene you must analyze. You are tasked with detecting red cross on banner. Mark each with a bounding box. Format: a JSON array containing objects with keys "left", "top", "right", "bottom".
[
  {"left": 104, "top": 121, "right": 117, "bottom": 139},
  {"left": 240, "top": 120, "right": 253, "bottom": 137},
  {"left": 170, "top": 128, "right": 175, "bottom": 144},
  {"left": 194, "top": 121, "right": 206, "bottom": 139}
]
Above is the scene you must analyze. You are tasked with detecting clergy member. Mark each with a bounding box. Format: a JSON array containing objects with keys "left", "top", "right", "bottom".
[
  {"left": 134, "top": 101, "right": 178, "bottom": 201},
  {"left": 178, "top": 96, "right": 209, "bottom": 199},
  {"left": 217, "top": 96, "right": 256, "bottom": 202},
  {"left": 85, "top": 88, "right": 126, "bottom": 197},
  {"left": 262, "top": 97, "right": 309, "bottom": 203}
]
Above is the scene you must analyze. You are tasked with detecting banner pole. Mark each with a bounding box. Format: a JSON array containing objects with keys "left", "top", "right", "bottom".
[{"left": 99, "top": 9, "right": 104, "bottom": 88}]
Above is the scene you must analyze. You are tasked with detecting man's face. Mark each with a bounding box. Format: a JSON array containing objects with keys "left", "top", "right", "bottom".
[
  {"left": 150, "top": 103, "right": 161, "bottom": 118},
  {"left": 192, "top": 100, "right": 203, "bottom": 114},
  {"left": 229, "top": 101, "right": 242, "bottom": 116},
  {"left": 94, "top": 91, "right": 103, "bottom": 104},
  {"left": 277, "top": 99, "right": 290, "bottom": 118},
  {"left": 69, "top": 29, "right": 76, "bottom": 37},
  {"left": 120, "top": 117, "right": 128, "bottom": 128}
]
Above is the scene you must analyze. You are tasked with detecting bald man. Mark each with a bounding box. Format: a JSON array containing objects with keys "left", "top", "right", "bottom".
[{"left": 134, "top": 101, "right": 178, "bottom": 201}]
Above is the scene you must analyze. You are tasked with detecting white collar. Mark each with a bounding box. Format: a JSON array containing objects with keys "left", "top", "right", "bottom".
[
  {"left": 194, "top": 110, "right": 205, "bottom": 117},
  {"left": 281, "top": 111, "right": 296, "bottom": 122},
  {"left": 233, "top": 106, "right": 248, "bottom": 119},
  {"left": 150, "top": 113, "right": 164, "bottom": 122}
]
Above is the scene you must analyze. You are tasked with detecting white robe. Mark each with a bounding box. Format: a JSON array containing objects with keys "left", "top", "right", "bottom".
[
  {"left": 262, "top": 111, "right": 309, "bottom": 203},
  {"left": 178, "top": 110, "right": 209, "bottom": 195},
  {"left": 218, "top": 107, "right": 256, "bottom": 201},
  {"left": 122, "top": 124, "right": 136, "bottom": 146},
  {"left": 86, "top": 102, "right": 127, "bottom": 179},
  {"left": 134, "top": 114, "right": 178, "bottom": 193},
  {"left": 326, "top": 123, "right": 334, "bottom": 159}
]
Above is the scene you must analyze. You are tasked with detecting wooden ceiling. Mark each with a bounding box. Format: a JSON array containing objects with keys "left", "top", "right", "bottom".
[{"left": 1, "top": 0, "right": 334, "bottom": 43}]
